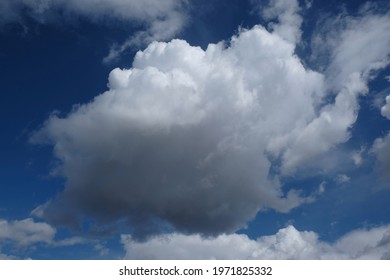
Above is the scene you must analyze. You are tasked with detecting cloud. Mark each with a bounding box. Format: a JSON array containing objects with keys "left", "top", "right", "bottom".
[
  {"left": 102, "top": 0, "right": 188, "bottom": 63},
  {"left": 32, "top": 25, "right": 322, "bottom": 237},
  {"left": 335, "top": 174, "right": 351, "bottom": 184},
  {"left": 0, "top": 217, "right": 106, "bottom": 259},
  {"left": 352, "top": 147, "right": 365, "bottom": 166},
  {"left": 31, "top": 1, "right": 390, "bottom": 238},
  {"left": 53, "top": 236, "right": 87, "bottom": 247},
  {"left": 375, "top": 96, "right": 390, "bottom": 183},
  {"left": 381, "top": 95, "right": 390, "bottom": 120},
  {"left": 0, "top": 217, "right": 88, "bottom": 247},
  {"left": 372, "top": 132, "right": 390, "bottom": 182},
  {"left": 261, "top": 0, "right": 302, "bottom": 45},
  {"left": 280, "top": 7, "right": 390, "bottom": 174},
  {"left": 0, "top": 251, "right": 18, "bottom": 260},
  {"left": 121, "top": 224, "right": 390, "bottom": 259},
  {"left": 0, "top": 0, "right": 188, "bottom": 61},
  {"left": 0, "top": 218, "right": 55, "bottom": 247},
  {"left": 317, "top": 182, "right": 326, "bottom": 194},
  {"left": 325, "top": 12, "right": 390, "bottom": 92}
]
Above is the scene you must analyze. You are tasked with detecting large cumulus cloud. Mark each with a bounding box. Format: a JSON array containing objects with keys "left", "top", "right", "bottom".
[
  {"left": 33, "top": 26, "right": 319, "bottom": 236},
  {"left": 122, "top": 224, "right": 390, "bottom": 259},
  {"left": 32, "top": 0, "right": 390, "bottom": 238}
]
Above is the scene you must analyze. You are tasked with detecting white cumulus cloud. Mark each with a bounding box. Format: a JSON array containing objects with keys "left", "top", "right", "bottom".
[
  {"left": 31, "top": 1, "right": 390, "bottom": 238},
  {"left": 122, "top": 224, "right": 390, "bottom": 259},
  {"left": 32, "top": 24, "right": 323, "bottom": 237}
]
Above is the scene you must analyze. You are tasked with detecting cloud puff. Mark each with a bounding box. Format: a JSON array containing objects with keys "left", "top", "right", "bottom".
[
  {"left": 335, "top": 174, "right": 351, "bottom": 184},
  {"left": 32, "top": 1, "right": 390, "bottom": 238},
  {"left": 122, "top": 224, "right": 390, "bottom": 259},
  {"left": 352, "top": 147, "right": 365, "bottom": 166},
  {"left": 0, "top": 0, "right": 187, "bottom": 61},
  {"left": 0, "top": 218, "right": 55, "bottom": 247},
  {"left": 261, "top": 0, "right": 302, "bottom": 45},
  {"left": 381, "top": 95, "right": 390, "bottom": 120}
]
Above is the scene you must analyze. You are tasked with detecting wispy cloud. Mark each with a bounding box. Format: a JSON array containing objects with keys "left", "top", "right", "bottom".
[{"left": 0, "top": 0, "right": 188, "bottom": 62}]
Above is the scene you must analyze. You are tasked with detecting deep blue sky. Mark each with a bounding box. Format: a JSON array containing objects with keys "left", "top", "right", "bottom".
[{"left": 1, "top": 0, "right": 390, "bottom": 260}]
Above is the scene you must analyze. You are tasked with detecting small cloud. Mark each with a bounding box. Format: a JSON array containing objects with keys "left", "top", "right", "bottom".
[
  {"left": 305, "top": 0, "right": 313, "bottom": 9},
  {"left": 0, "top": 218, "right": 55, "bottom": 247},
  {"left": 335, "top": 174, "right": 351, "bottom": 184},
  {"left": 352, "top": 147, "right": 366, "bottom": 167},
  {"left": 53, "top": 236, "right": 87, "bottom": 247},
  {"left": 381, "top": 95, "right": 390, "bottom": 120},
  {"left": 94, "top": 243, "right": 110, "bottom": 256},
  {"left": 318, "top": 181, "right": 326, "bottom": 194}
]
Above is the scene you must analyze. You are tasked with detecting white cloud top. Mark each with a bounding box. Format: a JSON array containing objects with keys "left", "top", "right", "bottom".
[{"left": 122, "top": 224, "right": 390, "bottom": 259}]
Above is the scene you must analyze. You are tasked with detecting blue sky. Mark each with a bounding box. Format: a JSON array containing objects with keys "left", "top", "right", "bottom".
[{"left": 1, "top": 0, "right": 390, "bottom": 260}]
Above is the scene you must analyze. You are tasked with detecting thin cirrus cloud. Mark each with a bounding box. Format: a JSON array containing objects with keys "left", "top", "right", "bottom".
[
  {"left": 121, "top": 224, "right": 390, "bottom": 259},
  {"left": 30, "top": 0, "right": 390, "bottom": 239},
  {"left": 0, "top": 0, "right": 188, "bottom": 62}
]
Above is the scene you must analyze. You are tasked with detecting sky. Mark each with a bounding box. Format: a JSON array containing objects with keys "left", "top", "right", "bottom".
[{"left": 0, "top": 0, "right": 390, "bottom": 260}]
